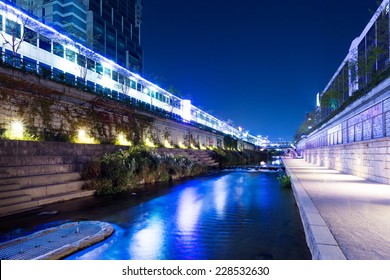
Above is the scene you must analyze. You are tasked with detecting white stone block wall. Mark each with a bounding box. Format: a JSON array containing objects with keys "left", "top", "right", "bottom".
[{"left": 304, "top": 138, "right": 390, "bottom": 184}]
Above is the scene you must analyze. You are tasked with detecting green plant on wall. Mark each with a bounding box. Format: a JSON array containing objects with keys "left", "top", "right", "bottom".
[
  {"left": 223, "top": 135, "right": 238, "bottom": 150},
  {"left": 321, "top": 89, "right": 340, "bottom": 110}
]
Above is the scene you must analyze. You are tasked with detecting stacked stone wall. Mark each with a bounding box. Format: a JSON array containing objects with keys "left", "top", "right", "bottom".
[
  {"left": 0, "top": 67, "right": 252, "bottom": 150},
  {"left": 304, "top": 138, "right": 390, "bottom": 184}
]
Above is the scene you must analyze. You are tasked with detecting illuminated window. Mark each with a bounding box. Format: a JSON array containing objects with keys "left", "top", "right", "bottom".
[
  {"left": 118, "top": 74, "right": 124, "bottom": 84},
  {"left": 53, "top": 42, "right": 64, "bottom": 57},
  {"left": 66, "top": 48, "right": 76, "bottom": 62},
  {"left": 77, "top": 54, "right": 86, "bottom": 67},
  {"left": 112, "top": 70, "right": 118, "bottom": 81},
  {"left": 87, "top": 58, "right": 95, "bottom": 71},
  {"left": 130, "top": 79, "right": 136, "bottom": 89},
  {"left": 96, "top": 62, "right": 103, "bottom": 74},
  {"left": 104, "top": 67, "right": 111, "bottom": 77},
  {"left": 39, "top": 35, "right": 51, "bottom": 52},
  {"left": 5, "top": 19, "right": 21, "bottom": 38},
  {"left": 24, "top": 27, "right": 37, "bottom": 46}
]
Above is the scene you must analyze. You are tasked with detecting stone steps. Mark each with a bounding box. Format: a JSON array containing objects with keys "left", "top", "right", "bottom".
[
  {"left": 0, "top": 180, "right": 85, "bottom": 200},
  {"left": 157, "top": 148, "right": 219, "bottom": 168},
  {"left": 0, "top": 156, "right": 76, "bottom": 167},
  {"left": 0, "top": 164, "right": 78, "bottom": 178},
  {"left": 0, "top": 190, "right": 95, "bottom": 218},
  {"left": 0, "top": 194, "right": 31, "bottom": 207},
  {"left": 0, "top": 172, "right": 81, "bottom": 188},
  {"left": 0, "top": 140, "right": 123, "bottom": 217},
  {"left": 0, "top": 183, "right": 21, "bottom": 192}
]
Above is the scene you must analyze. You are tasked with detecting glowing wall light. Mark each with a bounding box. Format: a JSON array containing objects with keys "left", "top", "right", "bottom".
[
  {"left": 190, "top": 143, "right": 199, "bottom": 150},
  {"left": 116, "top": 133, "right": 132, "bottom": 146},
  {"left": 75, "top": 128, "right": 97, "bottom": 144},
  {"left": 9, "top": 120, "right": 24, "bottom": 140},
  {"left": 178, "top": 142, "right": 188, "bottom": 149},
  {"left": 199, "top": 144, "right": 207, "bottom": 150},
  {"left": 144, "top": 137, "right": 156, "bottom": 148},
  {"left": 163, "top": 139, "right": 173, "bottom": 148}
]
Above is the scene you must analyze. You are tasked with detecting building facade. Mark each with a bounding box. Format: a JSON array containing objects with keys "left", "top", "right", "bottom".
[
  {"left": 8, "top": 0, "right": 143, "bottom": 73},
  {"left": 318, "top": 0, "right": 390, "bottom": 121},
  {"left": 82, "top": 0, "right": 143, "bottom": 73}
]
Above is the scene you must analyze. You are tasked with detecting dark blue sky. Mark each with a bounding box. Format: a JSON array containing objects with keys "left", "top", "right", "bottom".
[{"left": 142, "top": 0, "right": 379, "bottom": 141}]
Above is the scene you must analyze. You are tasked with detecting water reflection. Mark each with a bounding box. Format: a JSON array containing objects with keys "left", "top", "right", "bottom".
[
  {"left": 176, "top": 188, "right": 202, "bottom": 234},
  {"left": 213, "top": 177, "right": 228, "bottom": 219},
  {"left": 129, "top": 215, "right": 164, "bottom": 259},
  {"left": 2, "top": 172, "right": 310, "bottom": 260}
]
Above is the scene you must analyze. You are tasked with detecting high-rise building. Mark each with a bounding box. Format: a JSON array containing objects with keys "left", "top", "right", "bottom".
[
  {"left": 8, "top": 0, "right": 143, "bottom": 73},
  {"left": 82, "top": 0, "right": 143, "bottom": 73}
]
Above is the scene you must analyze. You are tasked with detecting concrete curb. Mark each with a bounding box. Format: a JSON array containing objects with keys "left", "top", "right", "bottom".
[
  {"left": 283, "top": 159, "right": 346, "bottom": 260},
  {"left": 0, "top": 221, "right": 114, "bottom": 260}
]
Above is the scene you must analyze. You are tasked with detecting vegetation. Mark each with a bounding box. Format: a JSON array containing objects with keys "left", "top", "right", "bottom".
[
  {"left": 214, "top": 149, "right": 268, "bottom": 168},
  {"left": 277, "top": 174, "right": 291, "bottom": 188},
  {"left": 82, "top": 146, "right": 207, "bottom": 195}
]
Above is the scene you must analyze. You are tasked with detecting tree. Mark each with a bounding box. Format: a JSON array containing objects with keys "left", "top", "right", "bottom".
[{"left": 0, "top": 1, "right": 32, "bottom": 66}]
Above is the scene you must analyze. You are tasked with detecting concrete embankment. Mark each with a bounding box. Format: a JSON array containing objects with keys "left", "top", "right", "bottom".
[{"left": 284, "top": 158, "right": 390, "bottom": 260}]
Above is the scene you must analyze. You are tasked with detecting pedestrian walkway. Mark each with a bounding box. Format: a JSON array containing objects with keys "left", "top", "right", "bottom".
[
  {"left": 283, "top": 158, "right": 390, "bottom": 260},
  {"left": 0, "top": 221, "right": 113, "bottom": 260}
]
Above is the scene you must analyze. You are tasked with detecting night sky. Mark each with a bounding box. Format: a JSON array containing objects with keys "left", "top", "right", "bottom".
[{"left": 142, "top": 0, "right": 379, "bottom": 141}]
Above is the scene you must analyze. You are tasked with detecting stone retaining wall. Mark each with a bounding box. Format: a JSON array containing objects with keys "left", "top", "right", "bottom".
[
  {"left": 304, "top": 137, "right": 390, "bottom": 184},
  {"left": 0, "top": 66, "right": 254, "bottom": 150}
]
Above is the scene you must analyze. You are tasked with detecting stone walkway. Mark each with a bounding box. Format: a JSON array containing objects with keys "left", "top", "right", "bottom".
[
  {"left": 283, "top": 158, "right": 390, "bottom": 260},
  {"left": 0, "top": 221, "right": 113, "bottom": 259}
]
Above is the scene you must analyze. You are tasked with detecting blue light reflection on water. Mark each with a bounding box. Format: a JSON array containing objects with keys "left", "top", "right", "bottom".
[{"left": 67, "top": 172, "right": 310, "bottom": 260}]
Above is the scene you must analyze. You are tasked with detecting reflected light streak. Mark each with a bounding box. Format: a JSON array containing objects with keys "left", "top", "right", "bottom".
[
  {"left": 176, "top": 188, "right": 203, "bottom": 234},
  {"left": 129, "top": 216, "right": 164, "bottom": 259},
  {"left": 213, "top": 178, "right": 228, "bottom": 219}
]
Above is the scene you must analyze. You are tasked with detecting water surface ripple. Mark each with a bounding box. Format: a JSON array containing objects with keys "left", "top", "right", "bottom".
[{"left": 66, "top": 171, "right": 311, "bottom": 260}]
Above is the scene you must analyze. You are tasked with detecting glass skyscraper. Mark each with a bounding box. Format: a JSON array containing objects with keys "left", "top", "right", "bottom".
[{"left": 82, "top": 0, "right": 143, "bottom": 73}]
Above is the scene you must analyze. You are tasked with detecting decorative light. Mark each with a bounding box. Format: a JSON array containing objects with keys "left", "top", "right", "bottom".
[
  {"left": 10, "top": 120, "right": 24, "bottom": 140},
  {"left": 163, "top": 139, "right": 173, "bottom": 148},
  {"left": 199, "top": 144, "right": 207, "bottom": 150},
  {"left": 144, "top": 137, "right": 156, "bottom": 148},
  {"left": 178, "top": 142, "right": 187, "bottom": 149},
  {"left": 116, "top": 133, "right": 131, "bottom": 146},
  {"left": 75, "top": 129, "right": 97, "bottom": 144},
  {"left": 190, "top": 143, "right": 199, "bottom": 150}
]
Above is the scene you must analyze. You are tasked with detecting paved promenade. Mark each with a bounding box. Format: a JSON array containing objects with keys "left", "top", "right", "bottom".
[{"left": 283, "top": 158, "right": 390, "bottom": 260}]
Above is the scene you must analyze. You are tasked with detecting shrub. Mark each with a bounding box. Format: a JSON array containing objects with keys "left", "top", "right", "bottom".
[
  {"left": 81, "top": 146, "right": 207, "bottom": 195},
  {"left": 277, "top": 174, "right": 292, "bottom": 188},
  {"left": 81, "top": 158, "right": 101, "bottom": 180}
]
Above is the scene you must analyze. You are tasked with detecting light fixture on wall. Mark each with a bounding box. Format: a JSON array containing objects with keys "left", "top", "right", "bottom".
[
  {"left": 116, "top": 132, "right": 132, "bottom": 146},
  {"left": 9, "top": 120, "right": 24, "bottom": 140},
  {"left": 75, "top": 128, "right": 97, "bottom": 144},
  {"left": 144, "top": 137, "right": 156, "bottom": 148}
]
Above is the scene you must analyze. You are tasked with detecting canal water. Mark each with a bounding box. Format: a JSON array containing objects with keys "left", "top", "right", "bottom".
[{"left": 0, "top": 171, "right": 311, "bottom": 260}]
